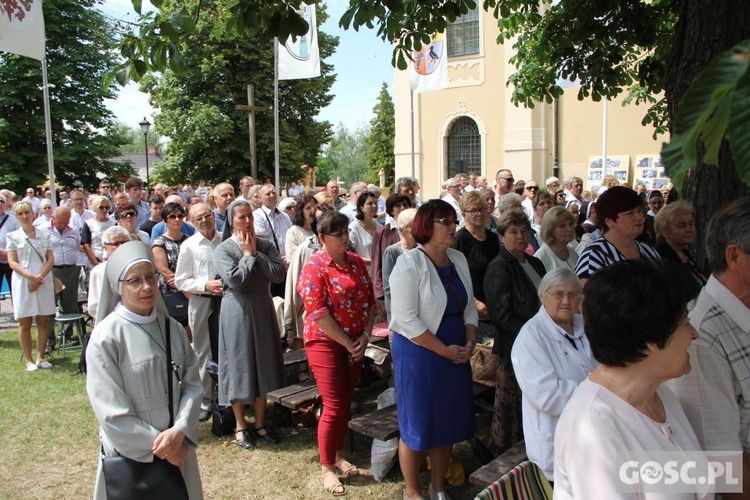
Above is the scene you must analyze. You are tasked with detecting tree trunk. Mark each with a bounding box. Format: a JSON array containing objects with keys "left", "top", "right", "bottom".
[{"left": 665, "top": 0, "right": 750, "bottom": 269}]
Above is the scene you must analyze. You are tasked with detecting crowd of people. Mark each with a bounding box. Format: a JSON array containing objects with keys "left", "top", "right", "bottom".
[{"left": 0, "top": 169, "right": 748, "bottom": 499}]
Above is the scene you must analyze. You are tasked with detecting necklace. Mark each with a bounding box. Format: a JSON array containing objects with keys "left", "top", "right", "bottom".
[{"left": 602, "top": 367, "right": 666, "bottom": 424}]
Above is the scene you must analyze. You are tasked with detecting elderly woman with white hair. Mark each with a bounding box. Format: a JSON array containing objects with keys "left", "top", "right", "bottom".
[
  {"left": 511, "top": 267, "right": 597, "bottom": 483},
  {"left": 87, "top": 225, "right": 137, "bottom": 323},
  {"left": 534, "top": 206, "right": 580, "bottom": 271}
]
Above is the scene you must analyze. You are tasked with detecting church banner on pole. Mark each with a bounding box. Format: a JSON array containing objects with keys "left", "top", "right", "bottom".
[
  {"left": 0, "top": 0, "right": 45, "bottom": 60},
  {"left": 409, "top": 32, "right": 448, "bottom": 94},
  {"left": 277, "top": 2, "right": 320, "bottom": 80}
]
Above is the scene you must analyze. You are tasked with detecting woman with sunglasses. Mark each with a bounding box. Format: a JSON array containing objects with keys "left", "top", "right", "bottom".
[
  {"left": 115, "top": 202, "right": 150, "bottom": 244},
  {"left": 32, "top": 198, "right": 54, "bottom": 228},
  {"left": 390, "top": 200, "right": 478, "bottom": 500},
  {"left": 82, "top": 195, "right": 116, "bottom": 268},
  {"left": 297, "top": 211, "right": 376, "bottom": 496},
  {"left": 87, "top": 225, "right": 136, "bottom": 323},
  {"left": 152, "top": 203, "right": 190, "bottom": 332}
]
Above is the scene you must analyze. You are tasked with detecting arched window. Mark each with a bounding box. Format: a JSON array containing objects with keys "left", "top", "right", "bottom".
[{"left": 447, "top": 117, "right": 481, "bottom": 178}]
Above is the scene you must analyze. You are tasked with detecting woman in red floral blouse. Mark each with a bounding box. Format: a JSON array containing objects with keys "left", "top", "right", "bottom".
[{"left": 297, "top": 211, "right": 376, "bottom": 496}]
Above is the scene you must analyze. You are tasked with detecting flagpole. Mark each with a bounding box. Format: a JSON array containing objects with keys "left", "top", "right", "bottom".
[
  {"left": 602, "top": 98, "right": 608, "bottom": 182},
  {"left": 410, "top": 88, "right": 415, "bottom": 178},
  {"left": 273, "top": 39, "right": 280, "bottom": 193},
  {"left": 41, "top": 58, "right": 56, "bottom": 206}
]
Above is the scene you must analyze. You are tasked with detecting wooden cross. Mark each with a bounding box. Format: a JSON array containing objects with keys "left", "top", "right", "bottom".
[{"left": 235, "top": 84, "right": 268, "bottom": 180}]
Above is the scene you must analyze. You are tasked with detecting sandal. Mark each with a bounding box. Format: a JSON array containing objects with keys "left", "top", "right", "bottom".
[
  {"left": 334, "top": 457, "right": 359, "bottom": 477},
  {"left": 254, "top": 425, "right": 279, "bottom": 444},
  {"left": 234, "top": 428, "right": 255, "bottom": 450},
  {"left": 321, "top": 470, "right": 346, "bottom": 496}
]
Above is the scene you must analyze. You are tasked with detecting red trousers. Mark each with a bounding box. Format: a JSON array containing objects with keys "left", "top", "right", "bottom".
[{"left": 306, "top": 339, "right": 363, "bottom": 465}]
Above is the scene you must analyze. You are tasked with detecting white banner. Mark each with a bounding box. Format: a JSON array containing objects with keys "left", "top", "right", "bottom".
[
  {"left": 278, "top": 3, "right": 320, "bottom": 80},
  {"left": 409, "top": 32, "right": 448, "bottom": 94},
  {"left": 0, "top": 0, "right": 45, "bottom": 60}
]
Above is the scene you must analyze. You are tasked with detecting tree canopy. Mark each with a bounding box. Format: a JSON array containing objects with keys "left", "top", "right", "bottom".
[
  {"left": 144, "top": 0, "right": 336, "bottom": 186},
  {"left": 0, "top": 0, "right": 128, "bottom": 193},
  {"left": 323, "top": 123, "right": 371, "bottom": 187}
]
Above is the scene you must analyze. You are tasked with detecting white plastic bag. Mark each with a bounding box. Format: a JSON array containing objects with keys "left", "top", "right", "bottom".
[{"left": 370, "top": 388, "right": 399, "bottom": 481}]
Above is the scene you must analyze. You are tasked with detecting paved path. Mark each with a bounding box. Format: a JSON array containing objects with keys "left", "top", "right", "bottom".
[{"left": 0, "top": 298, "right": 15, "bottom": 330}]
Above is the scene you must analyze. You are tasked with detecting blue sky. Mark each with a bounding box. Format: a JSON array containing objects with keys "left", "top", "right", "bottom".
[{"left": 101, "top": 0, "right": 394, "bottom": 134}]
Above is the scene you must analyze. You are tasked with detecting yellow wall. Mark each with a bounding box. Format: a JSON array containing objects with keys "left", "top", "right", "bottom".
[{"left": 394, "top": 9, "right": 664, "bottom": 199}]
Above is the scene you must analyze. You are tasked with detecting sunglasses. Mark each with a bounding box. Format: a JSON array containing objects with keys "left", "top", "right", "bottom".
[
  {"left": 117, "top": 212, "right": 137, "bottom": 219},
  {"left": 98, "top": 206, "right": 111, "bottom": 211},
  {"left": 166, "top": 213, "right": 186, "bottom": 220},
  {"left": 526, "top": 186, "right": 539, "bottom": 191},
  {"left": 433, "top": 218, "right": 457, "bottom": 226},
  {"left": 323, "top": 231, "right": 348, "bottom": 238}
]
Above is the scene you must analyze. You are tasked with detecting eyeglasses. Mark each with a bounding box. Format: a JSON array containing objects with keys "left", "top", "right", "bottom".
[
  {"left": 526, "top": 186, "right": 539, "bottom": 191},
  {"left": 105, "top": 240, "right": 127, "bottom": 247},
  {"left": 166, "top": 213, "right": 186, "bottom": 220},
  {"left": 464, "top": 208, "right": 487, "bottom": 216},
  {"left": 120, "top": 273, "right": 159, "bottom": 289},
  {"left": 192, "top": 212, "right": 214, "bottom": 222},
  {"left": 117, "top": 212, "right": 137, "bottom": 219},
  {"left": 498, "top": 177, "right": 514, "bottom": 183},
  {"left": 448, "top": 185, "right": 461, "bottom": 190},
  {"left": 98, "top": 205, "right": 111, "bottom": 211},
  {"left": 545, "top": 290, "right": 583, "bottom": 301},
  {"left": 433, "top": 218, "right": 457, "bottom": 226},
  {"left": 323, "top": 231, "right": 348, "bottom": 238}
]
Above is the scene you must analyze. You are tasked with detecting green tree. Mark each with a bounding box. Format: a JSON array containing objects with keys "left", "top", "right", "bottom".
[
  {"left": 315, "top": 154, "right": 334, "bottom": 186},
  {"left": 365, "top": 83, "right": 395, "bottom": 187},
  {"left": 324, "top": 123, "right": 370, "bottom": 186},
  {"left": 0, "top": 0, "right": 127, "bottom": 193},
  {"left": 143, "top": 0, "right": 335, "bottom": 186},
  {"left": 113, "top": 122, "right": 165, "bottom": 154}
]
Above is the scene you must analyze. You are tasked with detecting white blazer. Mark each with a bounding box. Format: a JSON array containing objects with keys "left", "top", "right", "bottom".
[
  {"left": 510, "top": 306, "right": 597, "bottom": 480},
  {"left": 389, "top": 246, "right": 478, "bottom": 339}
]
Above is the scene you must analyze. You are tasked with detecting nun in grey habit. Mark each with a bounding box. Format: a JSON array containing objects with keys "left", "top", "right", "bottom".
[
  {"left": 216, "top": 199, "right": 286, "bottom": 449},
  {"left": 85, "top": 241, "right": 203, "bottom": 498}
]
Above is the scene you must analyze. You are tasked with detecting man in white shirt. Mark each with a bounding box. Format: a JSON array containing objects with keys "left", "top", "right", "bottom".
[
  {"left": 521, "top": 180, "right": 539, "bottom": 221},
  {"left": 669, "top": 198, "right": 750, "bottom": 495},
  {"left": 493, "top": 169, "right": 515, "bottom": 217},
  {"left": 68, "top": 189, "right": 94, "bottom": 269},
  {"left": 254, "top": 183, "right": 293, "bottom": 296},
  {"left": 464, "top": 173, "right": 478, "bottom": 192},
  {"left": 47, "top": 207, "right": 81, "bottom": 346},
  {"left": 194, "top": 180, "right": 209, "bottom": 202},
  {"left": 174, "top": 202, "right": 223, "bottom": 421},
  {"left": 0, "top": 191, "right": 20, "bottom": 297},
  {"left": 326, "top": 180, "right": 347, "bottom": 211},
  {"left": 236, "top": 176, "right": 254, "bottom": 201},
  {"left": 23, "top": 187, "right": 41, "bottom": 214},
  {"left": 443, "top": 178, "right": 464, "bottom": 222},
  {"left": 339, "top": 181, "right": 367, "bottom": 223}
]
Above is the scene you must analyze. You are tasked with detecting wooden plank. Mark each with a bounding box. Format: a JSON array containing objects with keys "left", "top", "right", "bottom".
[
  {"left": 278, "top": 386, "right": 320, "bottom": 409},
  {"left": 469, "top": 440, "right": 527, "bottom": 487},
  {"left": 348, "top": 404, "right": 400, "bottom": 441},
  {"left": 283, "top": 348, "right": 307, "bottom": 367},
  {"left": 267, "top": 380, "right": 316, "bottom": 404}
]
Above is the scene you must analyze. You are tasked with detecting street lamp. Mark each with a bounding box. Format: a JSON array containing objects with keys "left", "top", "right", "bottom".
[{"left": 139, "top": 117, "right": 151, "bottom": 192}]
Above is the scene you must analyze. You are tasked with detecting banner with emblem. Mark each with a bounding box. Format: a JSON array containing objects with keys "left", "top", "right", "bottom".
[
  {"left": 277, "top": 2, "right": 320, "bottom": 80},
  {"left": 0, "top": 0, "right": 45, "bottom": 60},
  {"left": 409, "top": 32, "right": 448, "bottom": 94}
]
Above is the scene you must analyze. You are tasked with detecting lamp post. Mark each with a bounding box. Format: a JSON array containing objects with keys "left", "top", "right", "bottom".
[{"left": 139, "top": 117, "right": 151, "bottom": 193}]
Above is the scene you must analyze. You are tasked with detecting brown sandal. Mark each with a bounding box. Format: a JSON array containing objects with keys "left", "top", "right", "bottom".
[
  {"left": 334, "top": 457, "right": 359, "bottom": 477},
  {"left": 321, "top": 470, "right": 346, "bottom": 496}
]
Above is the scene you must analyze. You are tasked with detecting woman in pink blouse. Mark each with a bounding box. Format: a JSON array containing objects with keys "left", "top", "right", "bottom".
[{"left": 297, "top": 211, "right": 377, "bottom": 497}]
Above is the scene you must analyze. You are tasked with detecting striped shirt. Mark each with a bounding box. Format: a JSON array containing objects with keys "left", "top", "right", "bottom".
[{"left": 574, "top": 235, "right": 661, "bottom": 279}]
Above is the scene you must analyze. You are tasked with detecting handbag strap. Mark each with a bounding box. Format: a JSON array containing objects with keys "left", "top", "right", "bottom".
[
  {"left": 165, "top": 318, "right": 174, "bottom": 428},
  {"left": 0, "top": 214, "right": 8, "bottom": 233},
  {"left": 26, "top": 235, "right": 47, "bottom": 264},
  {"left": 262, "top": 209, "right": 280, "bottom": 252},
  {"left": 418, "top": 248, "right": 465, "bottom": 313}
]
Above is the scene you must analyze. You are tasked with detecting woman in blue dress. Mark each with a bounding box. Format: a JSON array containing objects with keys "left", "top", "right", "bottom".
[{"left": 390, "top": 199, "right": 479, "bottom": 500}]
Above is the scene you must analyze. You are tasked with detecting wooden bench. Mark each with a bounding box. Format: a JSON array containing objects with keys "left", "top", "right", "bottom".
[
  {"left": 469, "top": 440, "right": 527, "bottom": 487},
  {"left": 267, "top": 380, "right": 320, "bottom": 410},
  {"left": 283, "top": 348, "right": 308, "bottom": 368},
  {"left": 347, "top": 382, "right": 494, "bottom": 443}
]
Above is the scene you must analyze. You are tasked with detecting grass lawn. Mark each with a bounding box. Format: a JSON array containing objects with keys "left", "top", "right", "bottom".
[{"left": 0, "top": 327, "right": 489, "bottom": 499}]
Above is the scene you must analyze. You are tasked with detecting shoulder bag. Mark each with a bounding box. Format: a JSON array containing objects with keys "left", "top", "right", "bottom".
[
  {"left": 26, "top": 236, "right": 65, "bottom": 295},
  {"left": 101, "top": 319, "right": 190, "bottom": 500}
]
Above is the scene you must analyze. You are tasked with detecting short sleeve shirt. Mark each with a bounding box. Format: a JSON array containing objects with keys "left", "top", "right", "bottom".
[{"left": 297, "top": 250, "right": 377, "bottom": 345}]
